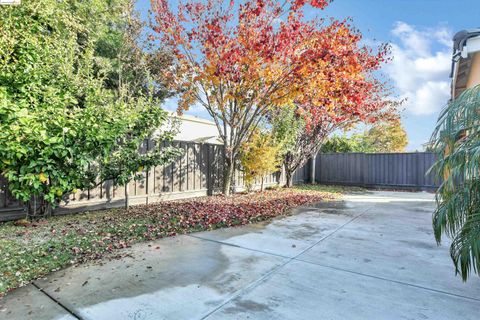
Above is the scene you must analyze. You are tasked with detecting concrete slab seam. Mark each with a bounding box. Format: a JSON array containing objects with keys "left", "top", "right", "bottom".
[
  {"left": 187, "top": 234, "right": 291, "bottom": 259},
  {"left": 290, "top": 206, "right": 373, "bottom": 259},
  {"left": 292, "top": 259, "right": 480, "bottom": 302},
  {"left": 199, "top": 205, "right": 374, "bottom": 320},
  {"left": 31, "top": 282, "right": 82, "bottom": 320}
]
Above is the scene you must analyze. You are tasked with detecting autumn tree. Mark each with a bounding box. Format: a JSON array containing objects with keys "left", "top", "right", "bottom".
[
  {"left": 268, "top": 22, "right": 399, "bottom": 187},
  {"left": 151, "top": 0, "right": 374, "bottom": 195},
  {"left": 240, "top": 130, "right": 282, "bottom": 192}
]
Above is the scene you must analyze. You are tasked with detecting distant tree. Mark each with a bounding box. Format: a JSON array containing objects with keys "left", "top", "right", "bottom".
[
  {"left": 240, "top": 130, "right": 282, "bottom": 192},
  {"left": 0, "top": 0, "right": 179, "bottom": 217},
  {"left": 321, "top": 120, "right": 408, "bottom": 153},
  {"left": 429, "top": 85, "right": 480, "bottom": 281},
  {"left": 363, "top": 119, "right": 408, "bottom": 152},
  {"left": 320, "top": 134, "right": 368, "bottom": 153}
]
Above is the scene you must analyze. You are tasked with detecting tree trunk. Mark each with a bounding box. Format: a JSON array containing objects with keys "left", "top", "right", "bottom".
[
  {"left": 261, "top": 176, "right": 265, "bottom": 192},
  {"left": 284, "top": 152, "right": 295, "bottom": 188},
  {"left": 27, "top": 195, "right": 52, "bottom": 220},
  {"left": 222, "top": 157, "right": 235, "bottom": 196},
  {"left": 285, "top": 169, "right": 294, "bottom": 188},
  {"left": 310, "top": 155, "right": 317, "bottom": 184},
  {"left": 124, "top": 183, "right": 130, "bottom": 209}
]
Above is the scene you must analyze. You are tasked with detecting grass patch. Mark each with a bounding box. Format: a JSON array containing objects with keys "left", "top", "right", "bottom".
[
  {"left": 0, "top": 186, "right": 349, "bottom": 297},
  {"left": 293, "top": 184, "right": 365, "bottom": 195}
]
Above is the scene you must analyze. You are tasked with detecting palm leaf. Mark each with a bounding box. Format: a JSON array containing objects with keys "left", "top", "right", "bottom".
[{"left": 430, "top": 84, "right": 480, "bottom": 281}]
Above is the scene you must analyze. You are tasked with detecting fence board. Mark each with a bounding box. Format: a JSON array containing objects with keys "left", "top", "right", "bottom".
[
  {"left": 315, "top": 152, "right": 439, "bottom": 190},
  {"left": 1, "top": 142, "right": 437, "bottom": 221}
]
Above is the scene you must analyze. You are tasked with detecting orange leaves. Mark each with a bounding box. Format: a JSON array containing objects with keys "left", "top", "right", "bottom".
[
  {"left": 151, "top": 0, "right": 396, "bottom": 148},
  {"left": 290, "top": 19, "right": 396, "bottom": 132}
]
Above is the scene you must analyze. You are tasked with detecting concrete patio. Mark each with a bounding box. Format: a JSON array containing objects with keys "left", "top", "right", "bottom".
[{"left": 1, "top": 191, "right": 479, "bottom": 319}]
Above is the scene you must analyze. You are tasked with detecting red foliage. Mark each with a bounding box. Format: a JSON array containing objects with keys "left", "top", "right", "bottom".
[
  {"left": 151, "top": 0, "right": 394, "bottom": 128},
  {"left": 124, "top": 189, "right": 332, "bottom": 236},
  {"left": 150, "top": 0, "right": 398, "bottom": 192},
  {"left": 62, "top": 189, "right": 333, "bottom": 263}
]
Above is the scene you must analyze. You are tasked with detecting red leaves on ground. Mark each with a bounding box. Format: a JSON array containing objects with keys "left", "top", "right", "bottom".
[
  {"left": 40, "top": 189, "right": 332, "bottom": 267},
  {"left": 0, "top": 188, "right": 336, "bottom": 297},
  {"left": 125, "top": 189, "right": 331, "bottom": 233}
]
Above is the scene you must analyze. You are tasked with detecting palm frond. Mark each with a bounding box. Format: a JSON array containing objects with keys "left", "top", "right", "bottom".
[
  {"left": 451, "top": 210, "right": 480, "bottom": 281},
  {"left": 429, "top": 84, "right": 480, "bottom": 281}
]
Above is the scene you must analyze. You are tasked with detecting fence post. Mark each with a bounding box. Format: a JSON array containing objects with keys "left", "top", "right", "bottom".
[
  {"left": 310, "top": 155, "right": 316, "bottom": 184},
  {"left": 124, "top": 184, "right": 129, "bottom": 209},
  {"left": 415, "top": 152, "right": 421, "bottom": 189},
  {"left": 362, "top": 153, "right": 368, "bottom": 187},
  {"left": 206, "top": 144, "right": 213, "bottom": 196}
]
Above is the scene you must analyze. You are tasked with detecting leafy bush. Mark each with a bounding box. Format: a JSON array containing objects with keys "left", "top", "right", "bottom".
[
  {"left": 0, "top": 0, "right": 179, "bottom": 217},
  {"left": 321, "top": 120, "right": 408, "bottom": 153}
]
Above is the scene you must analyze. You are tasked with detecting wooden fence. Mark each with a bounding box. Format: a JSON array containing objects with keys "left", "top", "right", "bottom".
[
  {"left": 0, "top": 147, "right": 439, "bottom": 221},
  {"left": 0, "top": 141, "right": 309, "bottom": 221},
  {"left": 314, "top": 152, "right": 439, "bottom": 190}
]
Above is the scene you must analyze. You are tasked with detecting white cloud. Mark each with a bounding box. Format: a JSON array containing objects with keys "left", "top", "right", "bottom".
[{"left": 385, "top": 22, "right": 452, "bottom": 115}]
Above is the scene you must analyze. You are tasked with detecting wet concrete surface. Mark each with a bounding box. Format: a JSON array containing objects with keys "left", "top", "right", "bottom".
[
  {"left": 0, "top": 284, "right": 76, "bottom": 320},
  {"left": 1, "top": 191, "right": 479, "bottom": 319},
  {"left": 208, "top": 260, "right": 480, "bottom": 320},
  {"left": 34, "top": 236, "right": 286, "bottom": 320}
]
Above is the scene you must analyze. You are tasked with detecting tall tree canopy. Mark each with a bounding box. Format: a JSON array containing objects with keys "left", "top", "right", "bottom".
[
  {"left": 0, "top": 0, "right": 179, "bottom": 217},
  {"left": 151, "top": 0, "right": 394, "bottom": 194},
  {"left": 429, "top": 85, "right": 480, "bottom": 281},
  {"left": 274, "top": 32, "right": 398, "bottom": 186}
]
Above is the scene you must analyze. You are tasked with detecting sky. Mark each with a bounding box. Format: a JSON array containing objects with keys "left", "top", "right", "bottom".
[{"left": 136, "top": 0, "right": 480, "bottom": 151}]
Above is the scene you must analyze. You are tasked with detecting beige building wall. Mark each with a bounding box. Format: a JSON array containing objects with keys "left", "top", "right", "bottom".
[
  {"left": 161, "top": 112, "right": 223, "bottom": 145},
  {"left": 466, "top": 52, "right": 480, "bottom": 89},
  {"left": 173, "top": 114, "right": 222, "bottom": 144}
]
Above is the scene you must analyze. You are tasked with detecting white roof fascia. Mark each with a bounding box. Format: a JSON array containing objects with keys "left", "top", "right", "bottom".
[{"left": 462, "top": 36, "right": 480, "bottom": 58}]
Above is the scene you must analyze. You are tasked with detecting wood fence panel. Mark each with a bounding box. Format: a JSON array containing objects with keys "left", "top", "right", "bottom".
[
  {"left": 0, "top": 140, "right": 310, "bottom": 221},
  {"left": 316, "top": 152, "right": 439, "bottom": 190}
]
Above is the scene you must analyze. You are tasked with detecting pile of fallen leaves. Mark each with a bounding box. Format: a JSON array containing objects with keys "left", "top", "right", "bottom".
[{"left": 0, "top": 187, "right": 338, "bottom": 297}]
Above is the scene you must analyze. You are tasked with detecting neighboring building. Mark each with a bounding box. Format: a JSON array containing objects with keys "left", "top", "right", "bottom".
[
  {"left": 451, "top": 29, "right": 480, "bottom": 98},
  {"left": 168, "top": 112, "right": 223, "bottom": 145}
]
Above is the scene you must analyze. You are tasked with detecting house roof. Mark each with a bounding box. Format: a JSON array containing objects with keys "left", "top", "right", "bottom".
[
  {"left": 451, "top": 29, "right": 480, "bottom": 76},
  {"left": 450, "top": 28, "right": 480, "bottom": 98},
  {"left": 166, "top": 111, "right": 223, "bottom": 145}
]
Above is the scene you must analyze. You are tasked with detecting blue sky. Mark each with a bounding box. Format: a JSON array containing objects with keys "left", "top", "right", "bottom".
[{"left": 137, "top": 0, "right": 480, "bottom": 150}]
